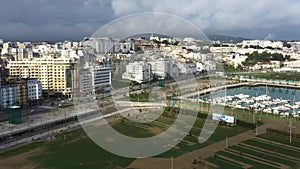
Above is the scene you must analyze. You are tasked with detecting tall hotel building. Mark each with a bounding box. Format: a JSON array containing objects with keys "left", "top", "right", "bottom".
[{"left": 7, "top": 57, "right": 75, "bottom": 98}]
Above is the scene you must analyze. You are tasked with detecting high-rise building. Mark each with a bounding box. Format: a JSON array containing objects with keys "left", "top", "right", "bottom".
[
  {"left": 6, "top": 57, "right": 75, "bottom": 98},
  {"left": 83, "top": 38, "right": 119, "bottom": 54}
]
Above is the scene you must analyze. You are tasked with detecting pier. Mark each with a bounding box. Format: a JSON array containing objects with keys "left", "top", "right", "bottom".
[{"left": 182, "top": 80, "right": 300, "bottom": 99}]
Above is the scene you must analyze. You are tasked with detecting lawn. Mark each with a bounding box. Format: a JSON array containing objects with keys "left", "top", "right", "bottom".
[
  {"left": 129, "top": 91, "right": 150, "bottom": 102},
  {"left": 233, "top": 72, "right": 300, "bottom": 82},
  {"left": 206, "top": 133, "right": 300, "bottom": 169},
  {"left": 111, "top": 79, "right": 131, "bottom": 88},
  {"left": 206, "top": 157, "right": 243, "bottom": 169},
  {"left": 0, "top": 107, "right": 254, "bottom": 169},
  {"left": 216, "top": 151, "right": 278, "bottom": 169},
  {"left": 258, "top": 133, "right": 300, "bottom": 148},
  {"left": 230, "top": 145, "right": 298, "bottom": 168},
  {"left": 244, "top": 139, "right": 300, "bottom": 158},
  {"left": 29, "top": 129, "right": 135, "bottom": 169}
]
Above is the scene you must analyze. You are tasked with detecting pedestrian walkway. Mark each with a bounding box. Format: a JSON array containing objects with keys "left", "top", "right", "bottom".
[{"left": 128, "top": 123, "right": 271, "bottom": 169}]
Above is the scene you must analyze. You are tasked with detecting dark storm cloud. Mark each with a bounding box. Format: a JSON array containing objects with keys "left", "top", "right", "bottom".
[
  {"left": 0, "top": 0, "right": 300, "bottom": 41},
  {"left": 0, "top": 0, "right": 116, "bottom": 41}
]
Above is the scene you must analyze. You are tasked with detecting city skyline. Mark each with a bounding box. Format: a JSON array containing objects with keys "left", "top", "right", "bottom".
[{"left": 0, "top": 0, "right": 300, "bottom": 42}]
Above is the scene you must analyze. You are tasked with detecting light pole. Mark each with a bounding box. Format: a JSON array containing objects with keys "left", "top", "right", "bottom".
[
  {"left": 256, "top": 126, "right": 259, "bottom": 136},
  {"left": 64, "top": 107, "right": 66, "bottom": 141},
  {"left": 289, "top": 120, "right": 292, "bottom": 143},
  {"left": 226, "top": 136, "right": 228, "bottom": 148},
  {"left": 171, "top": 156, "right": 173, "bottom": 169}
]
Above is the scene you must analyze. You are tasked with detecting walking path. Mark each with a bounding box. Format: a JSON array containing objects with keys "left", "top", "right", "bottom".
[{"left": 128, "top": 123, "right": 271, "bottom": 169}]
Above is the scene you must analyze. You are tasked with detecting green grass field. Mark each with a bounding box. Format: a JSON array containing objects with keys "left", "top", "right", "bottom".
[
  {"left": 206, "top": 133, "right": 300, "bottom": 169},
  {"left": 31, "top": 130, "right": 134, "bottom": 169},
  {"left": 111, "top": 79, "right": 131, "bottom": 88},
  {"left": 231, "top": 72, "right": 300, "bottom": 82},
  {"left": 207, "top": 157, "right": 243, "bottom": 169},
  {"left": 0, "top": 107, "right": 254, "bottom": 169}
]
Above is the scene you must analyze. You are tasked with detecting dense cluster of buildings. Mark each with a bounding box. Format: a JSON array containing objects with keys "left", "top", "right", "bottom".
[
  {"left": 1, "top": 35, "right": 300, "bottom": 112},
  {"left": 212, "top": 39, "right": 300, "bottom": 71},
  {"left": 0, "top": 40, "right": 81, "bottom": 111},
  {"left": 119, "top": 36, "right": 216, "bottom": 83},
  {"left": 7, "top": 57, "right": 76, "bottom": 98},
  {"left": 0, "top": 78, "right": 42, "bottom": 111}
]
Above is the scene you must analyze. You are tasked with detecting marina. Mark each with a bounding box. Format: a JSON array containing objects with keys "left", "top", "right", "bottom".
[{"left": 200, "top": 85, "right": 300, "bottom": 118}]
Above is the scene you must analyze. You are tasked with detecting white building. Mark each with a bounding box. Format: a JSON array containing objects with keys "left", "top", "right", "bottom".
[
  {"left": 241, "top": 40, "right": 283, "bottom": 49},
  {"left": 176, "top": 62, "right": 197, "bottom": 74},
  {"left": 251, "top": 61, "right": 281, "bottom": 70},
  {"left": 149, "top": 58, "right": 171, "bottom": 78},
  {"left": 120, "top": 42, "right": 135, "bottom": 53},
  {"left": 0, "top": 79, "right": 42, "bottom": 109},
  {"left": 205, "top": 60, "right": 217, "bottom": 72},
  {"left": 283, "top": 60, "right": 300, "bottom": 68},
  {"left": 85, "top": 38, "right": 119, "bottom": 54},
  {"left": 122, "top": 61, "right": 152, "bottom": 83},
  {"left": 273, "top": 67, "right": 300, "bottom": 72},
  {"left": 28, "top": 79, "right": 42, "bottom": 100},
  {"left": 196, "top": 62, "right": 205, "bottom": 72},
  {"left": 1, "top": 84, "right": 18, "bottom": 108},
  {"left": 80, "top": 64, "right": 112, "bottom": 95}
]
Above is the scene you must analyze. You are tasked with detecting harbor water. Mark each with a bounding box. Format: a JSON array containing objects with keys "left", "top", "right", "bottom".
[{"left": 201, "top": 85, "right": 300, "bottom": 117}]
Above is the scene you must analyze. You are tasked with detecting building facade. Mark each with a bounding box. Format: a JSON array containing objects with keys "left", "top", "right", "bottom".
[
  {"left": 0, "top": 78, "right": 42, "bottom": 110},
  {"left": 122, "top": 61, "right": 152, "bottom": 83},
  {"left": 6, "top": 57, "right": 75, "bottom": 98},
  {"left": 1, "top": 84, "right": 18, "bottom": 108},
  {"left": 79, "top": 63, "right": 112, "bottom": 96}
]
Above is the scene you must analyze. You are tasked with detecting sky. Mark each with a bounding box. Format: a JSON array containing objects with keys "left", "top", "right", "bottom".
[{"left": 0, "top": 0, "right": 300, "bottom": 42}]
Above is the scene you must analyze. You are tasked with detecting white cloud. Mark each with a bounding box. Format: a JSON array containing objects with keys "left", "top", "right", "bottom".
[
  {"left": 0, "top": 0, "right": 300, "bottom": 41},
  {"left": 92, "top": 13, "right": 209, "bottom": 40},
  {"left": 111, "top": 0, "right": 300, "bottom": 33}
]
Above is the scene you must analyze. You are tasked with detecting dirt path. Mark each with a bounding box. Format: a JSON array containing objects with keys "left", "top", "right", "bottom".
[
  {"left": 0, "top": 149, "right": 41, "bottom": 169},
  {"left": 127, "top": 123, "right": 271, "bottom": 169}
]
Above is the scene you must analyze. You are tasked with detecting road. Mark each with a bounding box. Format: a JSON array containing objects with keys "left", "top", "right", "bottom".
[{"left": 0, "top": 101, "right": 163, "bottom": 151}]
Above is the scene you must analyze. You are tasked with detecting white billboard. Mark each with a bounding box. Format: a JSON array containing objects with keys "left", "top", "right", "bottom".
[{"left": 212, "top": 113, "right": 235, "bottom": 124}]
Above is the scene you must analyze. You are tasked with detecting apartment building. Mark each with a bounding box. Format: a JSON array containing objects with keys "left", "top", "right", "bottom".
[
  {"left": 148, "top": 58, "right": 170, "bottom": 78},
  {"left": 6, "top": 57, "right": 75, "bottom": 98},
  {"left": 122, "top": 61, "right": 152, "bottom": 83},
  {"left": 27, "top": 79, "right": 42, "bottom": 102},
  {"left": 1, "top": 83, "right": 18, "bottom": 108},
  {"left": 0, "top": 78, "right": 42, "bottom": 110}
]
